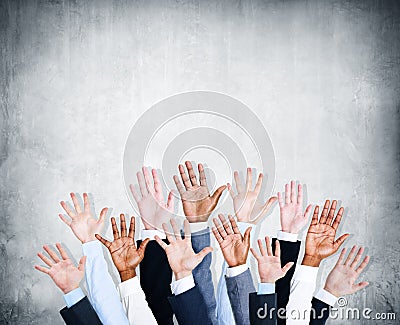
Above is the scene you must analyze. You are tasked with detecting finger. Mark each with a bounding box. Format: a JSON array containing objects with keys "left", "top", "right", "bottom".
[
  {"left": 212, "top": 226, "right": 223, "bottom": 244},
  {"left": 234, "top": 171, "right": 244, "bottom": 193},
  {"left": 243, "top": 227, "right": 252, "bottom": 247},
  {"left": 95, "top": 234, "right": 111, "bottom": 248},
  {"left": 43, "top": 245, "right": 60, "bottom": 263},
  {"left": 265, "top": 236, "right": 273, "bottom": 256},
  {"left": 55, "top": 243, "right": 69, "bottom": 260},
  {"left": 170, "top": 219, "right": 182, "bottom": 240},
  {"left": 137, "top": 171, "right": 148, "bottom": 196},
  {"left": 250, "top": 247, "right": 260, "bottom": 260},
  {"left": 319, "top": 200, "right": 330, "bottom": 224},
  {"left": 198, "top": 163, "right": 208, "bottom": 186},
  {"left": 334, "top": 233, "right": 350, "bottom": 251},
  {"left": 336, "top": 247, "right": 347, "bottom": 265},
  {"left": 173, "top": 175, "right": 185, "bottom": 195},
  {"left": 350, "top": 247, "right": 365, "bottom": 269},
  {"left": 252, "top": 196, "right": 277, "bottom": 224},
  {"left": 137, "top": 238, "right": 150, "bottom": 257},
  {"left": 130, "top": 184, "right": 141, "bottom": 203},
  {"left": 196, "top": 246, "right": 213, "bottom": 264},
  {"left": 257, "top": 239, "right": 267, "bottom": 256},
  {"left": 254, "top": 173, "right": 263, "bottom": 193},
  {"left": 179, "top": 164, "right": 192, "bottom": 189},
  {"left": 183, "top": 219, "right": 191, "bottom": 239},
  {"left": 77, "top": 256, "right": 86, "bottom": 272},
  {"left": 290, "top": 180, "right": 296, "bottom": 203},
  {"left": 274, "top": 239, "right": 281, "bottom": 258},
  {"left": 211, "top": 185, "right": 227, "bottom": 205},
  {"left": 284, "top": 183, "right": 290, "bottom": 204},
  {"left": 220, "top": 214, "right": 233, "bottom": 235},
  {"left": 227, "top": 183, "right": 235, "bottom": 198},
  {"left": 278, "top": 192, "right": 284, "bottom": 208},
  {"left": 155, "top": 235, "right": 168, "bottom": 250},
  {"left": 152, "top": 169, "right": 163, "bottom": 193},
  {"left": 282, "top": 262, "right": 294, "bottom": 274},
  {"left": 37, "top": 252, "right": 54, "bottom": 267},
  {"left": 352, "top": 281, "right": 369, "bottom": 293},
  {"left": 344, "top": 245, "right": 358, "bottom": 266},
  {"left": 215, "top": 215, "right": 228, "bottom": 238},
  {"left": 34, "top": 265, "right": 50, "bottom": 274},
  {"left": 58, "top": 214, "right": 71, "bottom": 226},
  {"left": 119, "top": 214, "right": 127, "bottom": 237},
  {"left": 185, "top": 161, "right": 198, "bottom": 186},
  {"left": 143, "top": 167, "right": 155, "bottom": 194},
  {"left": 162, "top": 222, "right": 175, "bottom": 243},
  {"left": 311, "top": 206, "right": 319, "bottom": 225},
  {"left": 128, "top": 216, "right": 136, "bottom": 238},
  {"left": 245, "top": 168, "right": 252, "bottom": 192},
  {"left": 111, "top": 217, "right": 120, "bottom": 240},
  {"left": 355, "top": 256, "right": 370, "bottom": 274},
  {"left": 326, "top": 200, "right": 337, "bottom": 225},
  {"left": 297, "top": 184, "right": 303, "bottom": 204},
  {"left": 70, "top": 192, "right": 82, "bottom": 213},
  {"left": 228, "top": 215, "right": 241, "bottom": 235},
  {"left": 166, "top": 190, "right": 175, "bottom": 210},
  {"left": 98, "top": 207, "right": 108, "bottom": 225},
  {"left": 83, "top": 193, "right": 90, "bottom": 213},
  {"left": 332, "top": 207, "right": 345, "bottom": 230},
  {"left": 60, "top": 201, "right": 75, "bottom": 219}
]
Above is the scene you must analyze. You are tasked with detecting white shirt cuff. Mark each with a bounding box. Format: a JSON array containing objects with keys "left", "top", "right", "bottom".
[
  {"left": 189, "top": 222, "right": 209, "bottom": 233},
  {"left": 226, "top": 264, "right": 249, "bottom": 278},
  {"left": 141, "top": 229, "right": 166, "bottom": 240},
  {"left": 170, "top": 274, "right": 195, "bottom": 295},
  {"left": 277, "top": 230, "right": 298, "bottom": 242},
  {"left": 63, "top": 287, "right": 85, "bottom": 308},
  {"left": 118, "top": 276, "right": 142, "bottom": 298},
  {"left": 82, "top": 240, "right": 103, "bottom": 256},
  {"left": 314, "top": 288, "right": 338, "bottom": 306},
  {"left": 258, "top": 283, "right": 275, "bottom": 295},
  {"left": 237, "top": 221, "right": 254, "bottom": 233},
  {"left": 292, "top": 264, "right": 319, "bottom": 282}
]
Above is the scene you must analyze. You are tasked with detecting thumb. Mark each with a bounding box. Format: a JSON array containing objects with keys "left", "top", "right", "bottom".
[
  {"left": 334, "top": 234, "right": 350, "bottom": 250},
  {"left": 281, "top": 262, "right": 294, "bottom": 275},
  {"left": 352, "top": 281, "right": 369, "bottom": 293},
  {"left": 78, "top": 256, "right": 87, "bottom": 272},
  {"left": 195, "top": 246, "right": 213, "bottom": 265},
  {"left": 243, "top": 227, "right": 252, "bottom": 247},
  {"left": 138, "top": 238, "right": 150, "bottom": 257},
  {"left": 211, "top": 185, "right": 227, "bottom": 204},
  {"left": 252, "top": 196, "right": 278, "bottom": 224}
]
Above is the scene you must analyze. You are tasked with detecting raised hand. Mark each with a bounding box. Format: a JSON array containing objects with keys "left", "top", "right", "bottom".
[
  {"left": 59, "top": 193, "right": 107, "bottom": 243},
  {"left": 212, "top": 214, "right": 252, "bottom": 267},
  {"left": 250, "top": 237, "right": 294, "bottom": 283},
  {"left": 278, "top": 180, "right": 312, "bottom": 233},
  {"left": 173, "top": 161, "right": 226, "bottom": 222},
  {"left": 130, "top": 167, "right": 175, "bottom": 230},
  {"left": 95, "top": 215, "right": 150, "bottom": 281},
  {"left": 324, "top": 246, "right": 370, "bottom": 297},
  {"left": 302, "top": 200, "right": 350, "bottom": 267},
  {"left": 35, "top": 243, "right": 86, "bottom": 294},
  {"left": 155, "top": 219, "right": 212, "bottom": 280},
  {"left": 228, "top": 168, "right": 277, "bottom": 224}
]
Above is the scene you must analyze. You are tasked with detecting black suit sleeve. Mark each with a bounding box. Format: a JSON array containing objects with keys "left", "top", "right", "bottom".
[
  {"left": 309, "top": 298, "right": 331, "bottom": 325},
  {"left": 168, "top": 286, "right": 213, "bottom": 325},
  {"left": 59, "top": 296, "right": 102, "bottom": 325},
  {"left": 272, "top": 238, "right": 301, "bottom": 325},
  {"left": 138, "top": 239, "right": 174, "bottom": 325},
  {"left": 249, "top": 292, "right": 277, "bottom": 325}
]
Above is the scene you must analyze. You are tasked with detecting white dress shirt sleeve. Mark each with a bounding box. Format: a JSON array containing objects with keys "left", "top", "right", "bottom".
[
  {"left": 314, "top": 288, "right": 338, "bottom": 306},
  {"left": 189, "top": 222, "right": 209, "bottom": 233},
  {"left": 170, "top": 274, "right": 196, "bottom": 295},
  {"left": 225, "top": 264, "right": 249, "bottom": 278},
  {"left": 257, "top": 283, "right": 275, "bottom": 295},
  {"left": 277, "top": 231, "right": 298, "bottom": 242},
  {"left": 286, "top": 264, "right": 319, "bottom": 324},
  {"left": 82, "top": 241, "right": 129, "bottom": 325},
  {"left": 117, "top": 276, "right": 157, "bottom": 324},
  {"left": 141, "top": 229, "right": 166, "bottom": 240},
  {"left": 63, "top": 287, "right": 85, "bottom": 308}
]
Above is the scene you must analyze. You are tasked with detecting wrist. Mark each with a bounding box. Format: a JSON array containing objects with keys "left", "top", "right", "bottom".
[
  {"left": 81, "top": 234, "right": 96, "bottom": 244},
  {"left": 62, "top": 284, "right": 79, "bottom": 294},
  {"left": 260, "top": 278, "right": 276, "bottom": 284},
  {"left": 119, "top": 269, "right": 137, "bottom": 282},
  {"left": 174, "top": 270, "right": 192, "bottom": 280},
  {"left": 281, "top": 228, "right": 299, "bottom": 234},
  {"left": 323, "top": 284, "right": 340, "bottom": 298},
  {"left": 227, "top": 261, "right": 246, "bottom": 268},
  {"left": 302, "top": 254, "right": 322, "bottom": 267}
]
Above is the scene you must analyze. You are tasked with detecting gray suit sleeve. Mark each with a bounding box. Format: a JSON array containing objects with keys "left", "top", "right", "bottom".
[{"left": 225, "top": 268, "right": 256, "bottom": 325}]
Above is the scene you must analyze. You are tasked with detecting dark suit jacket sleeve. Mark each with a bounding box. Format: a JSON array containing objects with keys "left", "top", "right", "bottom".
[
  {"left": 272, "top": 238, "right": 301, "bottom": 324},
  {"left": 309, "top": 298, "right": 330, "bottom": 325},
  {"left": 59, "top": 296, "right": 102, "bottom": 325},
  {"left": 168, "top": 286, "right": 213, "bottom": 325},
  {"left": 191, "top": 228, "right": 217, "bottom": 323},
  {"left": 249, "top": 292, "right": 277, "bottom": 325},
  {"left": 138, "top": 239, "right": 174, "bottom": 325}
]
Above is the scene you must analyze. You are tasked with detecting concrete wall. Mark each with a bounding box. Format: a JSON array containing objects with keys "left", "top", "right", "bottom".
[{"left": 1, "top": 0, "right": 399, "bottom": 324}]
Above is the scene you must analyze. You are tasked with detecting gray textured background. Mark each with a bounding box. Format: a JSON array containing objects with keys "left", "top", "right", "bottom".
[{"left": 1, "top": 0, "right": 399, "bottom": 324}]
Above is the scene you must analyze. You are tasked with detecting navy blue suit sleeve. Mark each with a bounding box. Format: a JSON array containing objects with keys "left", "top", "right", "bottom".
[
  {"left": 60, "top": 296, "right": 102, "bottom": 325},
  {"left": 309, "top": 298, "right": 331, "bottom": 325}
]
